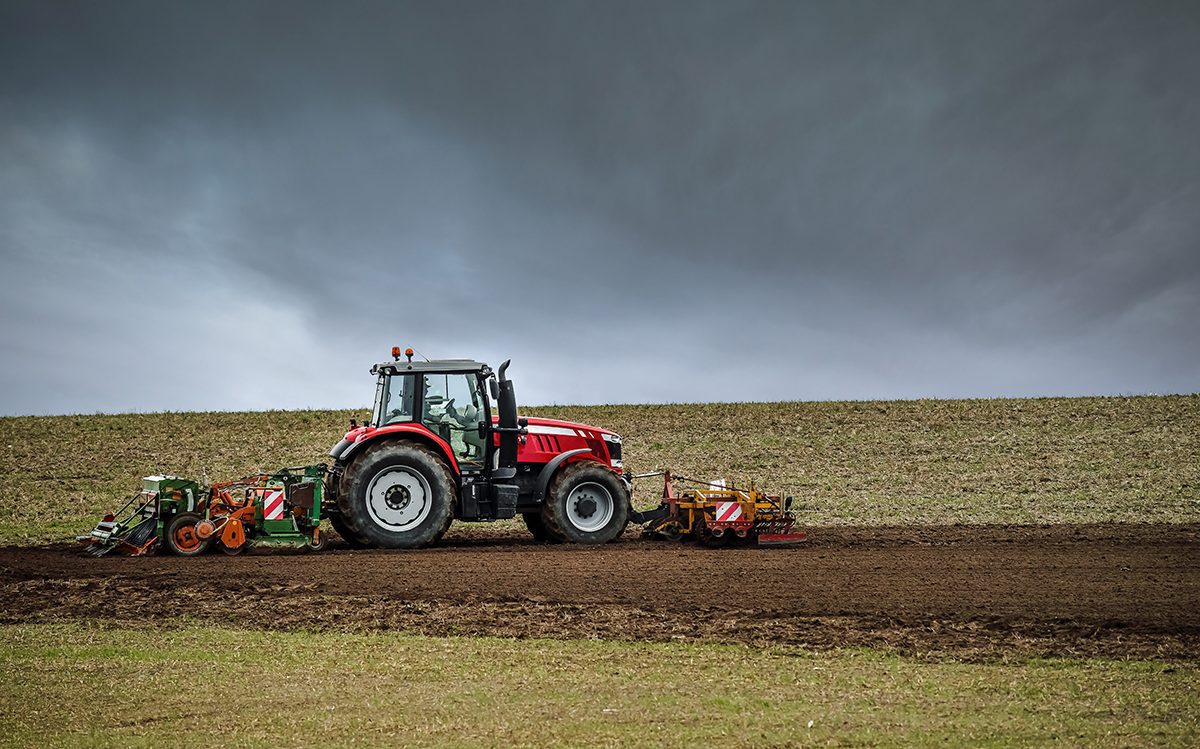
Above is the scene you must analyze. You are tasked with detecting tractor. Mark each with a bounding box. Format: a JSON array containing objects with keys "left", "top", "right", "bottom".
[{"left": 324, "top": 349, "right": 631, "bottom": 548}]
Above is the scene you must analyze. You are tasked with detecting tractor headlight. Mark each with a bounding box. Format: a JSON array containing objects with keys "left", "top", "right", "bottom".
[{"left": 602, "top": 433, "right": 622, "bottom": 468}]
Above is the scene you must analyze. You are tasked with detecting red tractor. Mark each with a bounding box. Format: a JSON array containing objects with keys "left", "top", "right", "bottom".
[{"left": 325, "top": 350, "right": 631, "bottom": 548}]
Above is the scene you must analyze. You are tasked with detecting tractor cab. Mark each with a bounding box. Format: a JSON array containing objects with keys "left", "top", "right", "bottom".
[{"left": 369, "top": 358, "right": 496, "bottom": 473}]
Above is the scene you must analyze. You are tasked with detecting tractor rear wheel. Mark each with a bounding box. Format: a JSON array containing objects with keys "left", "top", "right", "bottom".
[
  {"left": 521, "top": 511, "right": 564, "bottom": 543},
  {"left": 327, "top": 511, "right": 368, "bottom": 549},
  {"left": 338, "top": 441, "right": 455, "bottom": 549},
  {"left": 165, "top": 512, "right": 212, "bottom": 557},
  {"left": 541, "top": 462, "right": 629, "bottom": 544}
]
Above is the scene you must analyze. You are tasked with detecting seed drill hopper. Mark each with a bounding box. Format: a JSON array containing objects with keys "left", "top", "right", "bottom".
[{"left": 79, "top": 465, "right": 327, "bottom": 557}]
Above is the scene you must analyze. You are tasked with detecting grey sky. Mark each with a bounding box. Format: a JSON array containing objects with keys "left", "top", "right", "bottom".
[{"left": 1, "top": 0, "right": 1197, "bottom": 416}]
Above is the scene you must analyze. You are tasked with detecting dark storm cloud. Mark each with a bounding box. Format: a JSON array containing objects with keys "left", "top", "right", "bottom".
[{"left": 1, "top": 0, "right": 1197, "bottom": 415}]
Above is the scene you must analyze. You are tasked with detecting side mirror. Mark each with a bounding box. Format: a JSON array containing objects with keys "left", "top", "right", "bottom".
[
  {"left": 785, "top": 496, "right": 793, "bottom": 511},
  {"left": 518, "top": 417, "right": 528, "bottom": 428},
  {"left": 489, "top": 378, "right": 499, "bottom": 400}
]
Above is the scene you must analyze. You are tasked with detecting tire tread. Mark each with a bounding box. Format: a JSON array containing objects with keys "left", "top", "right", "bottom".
[
  {"left": 540, "top": 461, "right": 628, "bottom": 544},
  {"left": 338, "top": 440, "right": 455, "bottom": 549}
]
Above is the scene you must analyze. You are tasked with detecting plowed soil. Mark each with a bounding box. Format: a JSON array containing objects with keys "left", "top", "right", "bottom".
[{"left": 3, "top": 524, "right": 1197, "bottom": 660}]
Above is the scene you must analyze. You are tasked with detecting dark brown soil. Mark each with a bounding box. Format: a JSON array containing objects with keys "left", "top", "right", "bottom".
[{"left": 2, "top": 523, "right": 1197, "bottom": 660}]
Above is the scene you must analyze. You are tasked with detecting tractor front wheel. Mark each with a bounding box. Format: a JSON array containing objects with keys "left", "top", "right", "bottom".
[
  {"left": 338, "top": 441, "right": 454, "bottom": 549},
  {"left": 541, "top": 462, "right": 629, "bottom": 544},
  {"left": 165, "top": 512, "right": 212, "bottom": 557},
  {"left": 521, "top": 511, "right": 564, "bottom": 543}
]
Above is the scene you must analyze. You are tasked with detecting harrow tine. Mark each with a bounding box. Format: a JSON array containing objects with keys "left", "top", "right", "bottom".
[{"left": 757, "top": 532, "right": 808, "bottom": 546}]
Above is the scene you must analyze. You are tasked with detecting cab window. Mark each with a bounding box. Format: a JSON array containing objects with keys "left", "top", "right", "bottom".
[
  {"left": 422, "top": 373, "right": 487, "bottom": 468},
  {"left": 381, "top": 375, "right": 416, "bottom": 425}
]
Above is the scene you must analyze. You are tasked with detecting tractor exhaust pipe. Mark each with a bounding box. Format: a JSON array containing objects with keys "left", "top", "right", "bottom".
[{"left": 493, "top": 360, "right": 520, "bottom": 481}]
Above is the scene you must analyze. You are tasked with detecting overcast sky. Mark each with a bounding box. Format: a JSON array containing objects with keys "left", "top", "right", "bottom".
[{"left": 1, "top": 1, "right": 1197, "bottom": 416}]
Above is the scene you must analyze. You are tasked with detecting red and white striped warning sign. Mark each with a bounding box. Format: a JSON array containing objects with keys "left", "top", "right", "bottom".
[
  {"left": 262, "top": 489, "right": 285, "bottom": 520},
  {"left": 714, "top": 501, "right": 742, "bottom": 523}
]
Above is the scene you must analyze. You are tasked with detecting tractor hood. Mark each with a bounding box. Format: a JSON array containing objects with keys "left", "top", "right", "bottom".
[
  {"left": 508, "top": 415, "right": 623, "bottom": 473},
  {"left": 499, "top": 415, "right": 620, "bottom": 441}
]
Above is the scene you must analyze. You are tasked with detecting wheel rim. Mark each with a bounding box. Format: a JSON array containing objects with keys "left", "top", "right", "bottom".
[
  {"left": 565, "top": 482, "right": 614, "bottom": 533},
  {"left": 173, "top": 523, "right": 202, "bottom": 552},
  {"left": 365, "top": 466, "right": 432, "bottom": 531}
]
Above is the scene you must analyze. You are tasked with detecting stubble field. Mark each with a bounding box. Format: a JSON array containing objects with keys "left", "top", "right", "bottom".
[{"left": 2, "top": 395, "right": 1196, "bottom": 544}]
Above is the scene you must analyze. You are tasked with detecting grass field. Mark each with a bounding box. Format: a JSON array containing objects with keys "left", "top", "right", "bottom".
[
  {"left": 1, "top": 622, "right": 1196, "bottom": 748},
  {"left": 0, "top": 395, "right": 1196, "bottom": 545}
]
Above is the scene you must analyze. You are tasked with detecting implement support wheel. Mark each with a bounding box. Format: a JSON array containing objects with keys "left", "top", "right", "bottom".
[{"left": 165, "top": 512, "right": 212, "bottom": 557}]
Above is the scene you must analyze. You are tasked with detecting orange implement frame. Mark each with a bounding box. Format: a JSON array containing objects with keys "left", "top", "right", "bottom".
[{"left": 203, "top": 475, "right": 271, "bottom": 555}]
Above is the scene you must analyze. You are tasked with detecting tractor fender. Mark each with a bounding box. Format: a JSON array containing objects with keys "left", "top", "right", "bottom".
[
  {"left": 335, "top": 425, "right": 461, "bottom": 475},
  {"left": 328, "top": 438, "right": 353, "bottom": 461},
  {"left": 534, "top": 448, "right": 593, "bottom": 501}
]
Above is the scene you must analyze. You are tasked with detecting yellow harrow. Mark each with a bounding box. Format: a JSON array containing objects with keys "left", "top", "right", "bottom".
[{"left": 634, "top": 471, "right": 807, "bottom": 547}]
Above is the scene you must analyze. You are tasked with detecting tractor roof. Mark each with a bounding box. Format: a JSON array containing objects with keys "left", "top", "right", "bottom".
[{"left": 370, "top": 359, "right": 493, "bottom": 377}]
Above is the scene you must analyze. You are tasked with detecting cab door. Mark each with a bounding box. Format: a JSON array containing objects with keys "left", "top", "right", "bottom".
[{"left": 419, "top": 373, "right": 488, "bottom": 471}]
